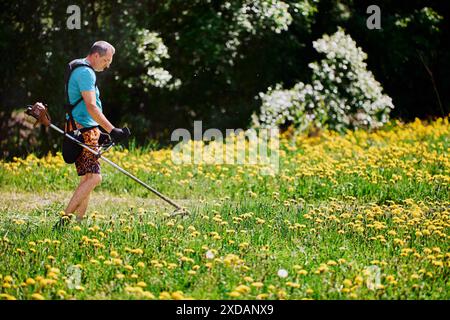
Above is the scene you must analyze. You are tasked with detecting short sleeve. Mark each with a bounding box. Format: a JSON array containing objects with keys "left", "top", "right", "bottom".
[{"left": 77, "top": 68, "right": 96, "bottom": 92}]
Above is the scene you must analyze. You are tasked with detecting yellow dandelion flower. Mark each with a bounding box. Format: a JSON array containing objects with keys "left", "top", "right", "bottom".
[
  {"left": 142, "top": 291, "right": 155, "bottom": 299},
  {"left": 57, "top": 290, "right": 66, "bottom": 297},
  {"left": 432, "top": 260, "right": 443, "bottom": 267},
  {"left": 235, "top": 285, "right": 251, "bottom": 294},
  {"left": 297, "top": 269, "right": 308, "bottom": 276},
  {"left": 286, "top": 282, "right": 300, "bottom": 288},
  {"left": 327, "top": 260, "right": 337, "bottom": 266},
  {"left": 125, "top": 265, "right": 134, "bottom": 271},
  {"left": 343, "top": 279, "right": 352, "bottom": 287},
  {"left": 159, "top": 291, "right": 171, "bottom": 299},
  {"left": 251, "top": 282, "right": 264, "bottom": 288},
  {"left": 277, "top": 290, "right": 287, "bottom": 299},
  {"left": 238, "top": 242, "right": 249, "bottom": 249},
  {"left": 31, "top": 293, "right": 45, "bottom": 300},
  {"left": 228, "top": 291, "right": 241, "bottom": 298},
  {"left": 354, "top": 276, "right": 364, "bottom": 285},
  {"left": 171, "top": 291, "right": 184, "bottom": 300},
  {"left": 256, "top": 218, "right": 266, "bottom": 225},
  {"left": 110, "top": 250, "right": 119, "bottom": 257},
  {"left": 49, "top": 268, "right": 60, "bottom": 274},
  {"left": 47, "top": 272, "right": 58, "bottom": 280},
  {"left": 131, "top": 248, "right": 144, "bottom": 255},
  {"left": 410, "top": 274, "right": 420, "bottom": 280}
]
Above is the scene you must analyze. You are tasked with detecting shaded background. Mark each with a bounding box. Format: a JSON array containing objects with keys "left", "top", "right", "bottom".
[{"left": 0, "top": 0, "right": 449, "bottom": 159}]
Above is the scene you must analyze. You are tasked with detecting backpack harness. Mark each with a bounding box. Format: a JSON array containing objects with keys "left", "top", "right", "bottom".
[{"left": 64, "top": 59, "right": 99, "bottom": 136}]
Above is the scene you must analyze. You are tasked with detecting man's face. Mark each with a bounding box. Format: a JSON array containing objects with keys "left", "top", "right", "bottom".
[{"left": 93, "top": 50, "right": 113, "bottom": 72}]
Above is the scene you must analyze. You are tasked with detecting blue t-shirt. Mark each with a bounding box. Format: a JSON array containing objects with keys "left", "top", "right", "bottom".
[{"left": 67, "top": 59, "right": 103, "bottom": 128}]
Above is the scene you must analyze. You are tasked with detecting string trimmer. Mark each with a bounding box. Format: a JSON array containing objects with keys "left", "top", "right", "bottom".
[{"left": 25, "top": 102, "right": 189, "bottom": 217}]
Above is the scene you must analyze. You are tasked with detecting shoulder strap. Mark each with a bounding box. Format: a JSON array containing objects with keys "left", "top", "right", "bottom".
[
  {"left": 65, "top": 59, "right": 97, "bottom": 107},
  {"left": 64, "top": 59, "right": 97, "bottom": 133}
]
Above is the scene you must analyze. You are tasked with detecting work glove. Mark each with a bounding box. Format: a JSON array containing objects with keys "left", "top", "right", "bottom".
[{"left": 109, "top": 127, "right": 131, "bottom": 143}]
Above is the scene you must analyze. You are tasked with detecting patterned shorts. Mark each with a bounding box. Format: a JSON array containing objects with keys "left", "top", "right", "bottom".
[{"left": 72, "top": 122, "right": 101, "bottom": 176}]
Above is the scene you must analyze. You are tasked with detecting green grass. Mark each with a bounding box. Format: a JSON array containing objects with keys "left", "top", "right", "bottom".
[{"left": 0, "top": 117, "right": 449, "bottom": 300}]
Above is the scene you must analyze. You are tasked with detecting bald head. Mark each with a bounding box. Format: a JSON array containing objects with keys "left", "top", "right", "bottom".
[
  {"left": 89, "top": 41, "right": 115, "bottom": 56},
  {"left": 87, "top": 41, "right": 115, "bottom": 72}
]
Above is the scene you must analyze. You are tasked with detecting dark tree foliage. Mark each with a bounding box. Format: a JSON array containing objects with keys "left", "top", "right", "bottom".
[{"left": 0, "top": 0, "right": 448, "bottom": 159}]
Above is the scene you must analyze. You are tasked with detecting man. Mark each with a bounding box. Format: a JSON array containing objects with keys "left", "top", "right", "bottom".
[{"left": 55, "top": 41, "right": 129, "bottom": 228}]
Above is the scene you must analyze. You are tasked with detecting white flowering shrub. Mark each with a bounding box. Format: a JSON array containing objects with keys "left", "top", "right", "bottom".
[
  {"left": 220, "top": 0, "right": 292, "bottom": 65},
  {"left": 126, "top": 29, "right": 181, "bottom": 90},
  {"left": 235, "top": 0, "right": 292, "bottom": 34},
  {"left": 253, "top": 28, "right": 394, "bottom": 132},
  {"left": 253, "top": 82, "right": 319, "bottom": 132}
]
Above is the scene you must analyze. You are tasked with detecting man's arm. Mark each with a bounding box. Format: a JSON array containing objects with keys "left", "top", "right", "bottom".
[{"left": 81, "top": 90, "right": 114, "bottom": 133}]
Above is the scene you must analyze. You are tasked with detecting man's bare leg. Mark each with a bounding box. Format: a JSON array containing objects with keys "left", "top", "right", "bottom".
[
  {"left": 75, "top": 195, "right": 91, "bottom": 222},
  {"left": 71, "top": 174, "right": 90, "bottom": 221},
  {"left": 64, "top": 173, "right": 102, "bottom": 222}
]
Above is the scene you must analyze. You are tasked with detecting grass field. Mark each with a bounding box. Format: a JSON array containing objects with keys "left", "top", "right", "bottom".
[{"left": 0, "top": 117, "right": 449, "bottom": 300}]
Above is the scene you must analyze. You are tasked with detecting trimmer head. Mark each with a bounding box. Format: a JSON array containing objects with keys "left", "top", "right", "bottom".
[{"left": 170, "top": 208, "right": 190, "bottom": 218}]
